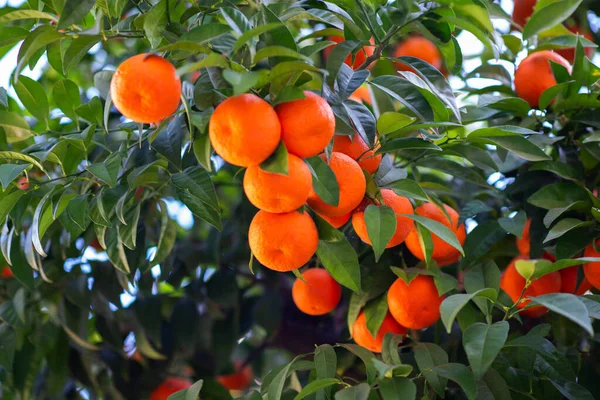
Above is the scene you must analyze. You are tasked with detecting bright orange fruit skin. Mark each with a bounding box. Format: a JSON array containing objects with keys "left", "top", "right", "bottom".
[
  {"left": 209, "top": 94, "right": 281, "bottom": 167},
  {"left": 387, "top": 275, "right": 444, "bottom": 329},
  {"left": 150, "top": 377, "right": 192, "bottom": 400},
  {"left": 560, "top": 266, "right": 592, "bottom": 295},
  {"left": 292, "top": 269, "right": 342, "bottom": 315},
  {"left": 405, "top": 203, "right": 466, "bottom": 263},
  {"left": 249, "top": 210, "right": 319, "bottom": 272},
  {"left": 516, "top": 218, "right": 532, "bottom": 255},
  {"left": 307, "top": 153, "right": 366, "bottom": 217},
  {"left": 243, "top": 153, "right": 312, "bottom": 213},
  {"left": 352, "top": 311, "right": 406, "bottom": 353},
  {"left": 349, "top": 86, "right": 371, "bottom": 105},
  {"left": 275, "top": 91, "right": 335, "bottom": 158},
  {"left": 394, "top": 36, "right": 443, "bottom": 71},
  {"left": 352, "top": 189, "right": 414, "bottom": 248},
  {"left": 216, "top": 365, "right": 254, "bottom": 391},
  {"left": 332, "top": 135, "right": 382, "bottom": 174},
  {"left": 110, "top": 54, "right": 182, "bottom": 124},
  {"left": 556, "top": 24, "right": 595, "bottom": 63},
  {"left": 583, "top": 240, "right": 600, "bottom": 290},
  {"left": 500, "top": 256, "right": 562, "bottom": 318},
  {"left": 324, "top": 36, "right": 375, "bottom": 69},
  {"left": 514, "top": 51, "right": 571, "bottom": 108},
  {"left": 318, "top": 212, "right": 351, "bottom": 228}
]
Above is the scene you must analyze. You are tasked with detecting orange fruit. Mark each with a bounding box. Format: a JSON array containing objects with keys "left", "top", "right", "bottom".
[
  {"left": 387, "top": 275, "right": 444, "bottom": 329},
  {"left": 243, "top": 153, "right": 312, "bottom": 213},
  {"left": 332, "top": 135, "right": 382, "bottom": 174},
  {"left": 583, "top": 240, "right": 600, "bottom": 290},
  {"left": 556, "top": 24, "right": 595, "bottom": 62},
  {"left": 249, "top": 210, "right": 319, "bottom": 272},
  {"left": 324, "top": 36, "right": 375, "bottom": 69},
  {"left": 216, "top": 364, "right": 254, "bottom": 391},
  {"left": 394, "top": 36, "right": 443, "bottom": 71},
  {"left": 512, "top": 0, "right": 537, "bottom": 28},
  {"left": 307, "top": 152, "right": 366, "bottom": 217},
  {"left": 500, "top": 256, "right": 562, "bottom": 318},
  {"left": 516, "top": 218, "right": 532, "bottom": 255},
  {"left": 150, "top": 377, "right": 192, "bottom": 400},
  {"left": 514, "top": 51, "right": 571, "bottom": 108},
  {"left": 560, "top": 266, "right": 592, "bottom": 295},
  {"left": 434, "top": 252, "right": 461, "bottom": 267},
  {"left": 318, "top": 212, "right": 351, "bottom": 228},
  {"left": 352, "top": 189, "right": 414, "bottom": 248},
  {"left": 209, "top": 94, "right": 281, "bottom": 167},
  {"left": 1, "top": 266, "right": 13, "bottom": 279},
  {"left": 405, "top": 203, "right": 466, "bottom": 263},
  {"left": 292, "top": 269, "right": 342, "bottom": 315},
  {"left": 349, "top": 85, "right": 371, "bottom": 104},
  {"left": 352, "top": 311, "right": 406, "bottom": 353},
  {"left": 275, "top": 91, "right": 335, "bottom": 158},
  {"left": 110, "top": 54, "right": 182, "bottom": 124},
  {"left": 17, "top": 176, "right": 29, "bottom": 190}
]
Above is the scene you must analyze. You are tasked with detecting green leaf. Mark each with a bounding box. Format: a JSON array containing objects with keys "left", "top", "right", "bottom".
[
  {"left": 105, "top": 224, "right": 130, "bottom": 273},
  {"left": 364, "top": 294, "right": 388, "bottom": 338},
  {"left": 193, "top": 132, "right": 212, "bottom": 172},
  {"left": 414, "top": 343, "right": 448, "bottom": 398},
  {"left": 386, "top": 179, "right": 428, "bottom": 201},
  {"left": 259, "top": 142, "right": 288, "bottom": 175},
  {"left": 0, "top": 164, "right": 28, "bottom": 191},
  {"left": 379, "top": 377, "right": 416, "bottom": 400},
  {"left": 376, "top": 112, "right": 416, "bottom": 136},
  {"left": 305, "top": 156, "right": 339, "bottom": 207},
  {"left": 315, "top": 344, "right": 336, "bottom": 400},
  {"left": 498, "top": 210, "right": 527, "bottom": 237},
  {"left": 57, "top": 0, "right": 95, "bottom": 28},
  {"left": 523, "top": 0, "right": 583, "bottom": 39},
  {"left": 268, "top": 356, "right": 303, "bottom": 400},
  {"left": 293, "top": 379, "right": 341, "bottom": 400},
  {"left": 544, "top": 218, "right": 592, "bottom": 242},
  {"left": 433, "top": 364, "right": 476, "bottom": 400},
  {"left": 167, "top": 379, "right": 204, "bottom": 400},
  {"left": 87, "top": 152, "right": 122, "bottom": 187},
  {"left": 14, "top": 75, "right": 49, "bottom": 123},
  {"left": 154, "top": 115, "right": 184, "bottom": 169},
  {"left": 76, "top": 96, "right": 103, "bottom": 126},
  {"left": 334, "top": 383, "right": 370, "bottom": 400},
  {"left": 219, "top": 6, "right": 251, "bottom": 35},
  {"left": 63, "top": 194, "right": 90, "bottom": 231},
  {"left": 172, "top": 167, "right": 221, "bottom": 230},
  {"left": 0, "top": 111, "right": 35, "bottom": 143},
  {"left": 232, "top": 22, "right": 283, "bottom": 52},
  {"left": 150, "top": 201, "right": 177, "bottom": 268},
  {"left": 254, "top": 46, "right": 312, "bottom": 63},
  {"left": 440, "top": 289, "right": 498, "bottom": 333},
  {"left": 143, "top": 0, "right": 167, "bottom": 48},
  {"left": 530, "top": 293, "right": 593, "bottom": 335},
  {"left": 364, "top": 205, "right": 396, "bottom": 261},
  {"left": 0, "top": 323, "right": 16, "bottom": 371},
  {"left": 549, "top": 377, "right": 595, "bottom": 400},
  {"left": 53, "top": 79, "right": 81, "bottom": 121},
  {"left": 0, "top": 10, "right": 57, "bottom": 23},
  {"left": 117, "top": 204, "right": 141, "bottom": 250},
  {"left": 464, "top": 261, "right": 501, "bottom": 314},
  {"left": 338, "top": 344, "right": 377, "bottom": 384},
  {"left": 0, "top": 189, "right": 25, "bottom": 225},
  {"left": 462, "top": 321, "right": 509, "bottom": 379},
  {"left": 476, "top": 368, "right": 511, "bottom": 400},
  {"left": 127, "top": 160, "right": 169, "bottom": 189},
  {"left": 16, "top": 26, "right": 63, "bottom": 79},
  {"left": 31, "top": 187, "right": 60, "bottom": 257},
  {"left": 459, "top": 200, "right": 493, "bottom": 224},
  {"left": 528, "top": 183, "right": 590, "bottom": 210},
  {"left": 400, "top": 213, "right": 464, "bottom": 255},
  {"left": 62, "top": 36, "right": 101, "bottom": 75},
  {"left": 529, "top": 160, "right": 580, "bottom": 181},
  {"left": 370, "top": 76, "right": 434, "bottom": 121},
  {"left": 317, "top": 239, "right": 361, "bottom": 293},
  {"left": 381, "top": 333, "right": 403, "bottom": 366},
  {"left": 377, "top": 138, "right": 441, "bottom": 153},
  {"left": 539, "top": 81, "right": 572, "bottom": 110},
  {"left": 222, "top": 69, "right": 265, "bottom": 96}
]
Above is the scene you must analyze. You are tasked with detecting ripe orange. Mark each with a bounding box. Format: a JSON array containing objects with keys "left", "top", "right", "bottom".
[
  {"left": 512, "top": 0, "right": 537, "bottom": 28},
  {"left": 352, "top": 189, "right": 414, "bottom": 248},
  {"left": 1, "top": 266, "right": 13, "bottom": 279},
  {"left": 349, "top": 85, "right": 371, "bottom": 104},
  {"left": 332, "top": 135, "right": 382, "bottom": 174},
  {"left": 209, "top": 94, "right": 281, "bottom": 167},
  {"left": 216, "top": 364, "right": 254, "bottom": 391},
  {"left": 394, "top": 36, "right": 443, "bottom": 71},
  {"left": 110, "top": 54, "right": 182, "bottom": 124},
  {"left": 556, "top": 24, "right": 595, "bottom": 62},
  {"left": 514, "top": 51, "right": 571, "bottom": 108},
  {"left": 292, "top": 269, "right": 341, "bottom": 315},
  {"left": 243, "top": 153, "right": 312, "bottom": 213},
  {"left": 275, "top": 91, "right": 335, "bottom": 158},
  {"left": 516, "top": 218, "right": 532, "bottom": 255},
  {"left": 318, "top": 212, "right": 351, "bottom": 228},
  {"left": 352, "top": 311, "right": 406, "bottom": 353},
  {"left": 307, "top": 152, "right": 366, "bottom": 217},
  {"left": 500, "top": 256, "right": 562, "bottom": 318},
  {"left": 387, "top": 275, "right": 444, "bottom": 329},
  {"left": 150, "top": 377, "right": 192, "bottom": 400},
  {"left": 583, "top": 240, "right": 600, "bottom": 290},
  {"left": 324, "top": 36, "right": 375, "bottom": 69},
  {"left": 560, "top": 266, "right": 592, "bottom": 295},
  {"left": 405, "top": 203, "right": 466, "bottom": 263},
  {"left": 249, "top": 210, "right": 319, "bottom": 272},
  {"left": 17, "top": 176, "right": 29, "bottom": 190},
  {"left": 434, "top": 253, "right": 461, "bottom": 267}
]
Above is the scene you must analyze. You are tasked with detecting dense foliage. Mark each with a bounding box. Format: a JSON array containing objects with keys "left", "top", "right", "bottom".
[{"left": 1, "top": 0, "right": 600, "bottom": 399}]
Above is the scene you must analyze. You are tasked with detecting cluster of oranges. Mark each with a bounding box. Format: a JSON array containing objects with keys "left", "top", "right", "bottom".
[{"left": 501, "top": 219, "right": 593, "bottom": 318}]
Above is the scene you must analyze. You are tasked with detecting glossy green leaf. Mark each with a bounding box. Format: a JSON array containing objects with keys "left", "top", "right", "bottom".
[{"left": 462, "top": 321, "right": 509, "bottom": 379}]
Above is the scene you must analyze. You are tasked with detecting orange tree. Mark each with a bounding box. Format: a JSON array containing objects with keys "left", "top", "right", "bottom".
[{"left": 2, "top": 0, "right": 600, "bottom": 398}]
